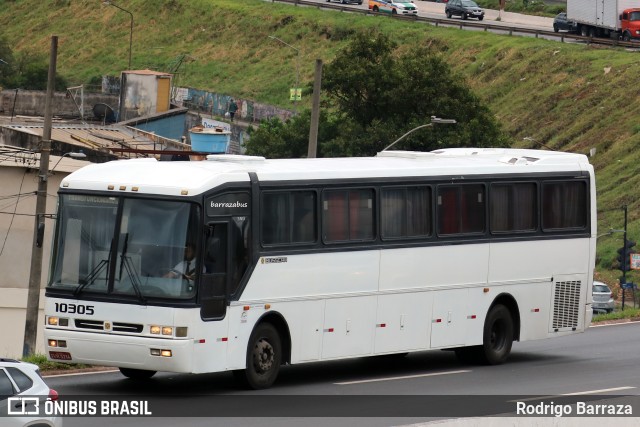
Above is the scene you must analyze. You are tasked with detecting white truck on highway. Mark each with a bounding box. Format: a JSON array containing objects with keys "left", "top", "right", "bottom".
[{"left": 567, "top": 0, "right": 640, "bottom": 41}]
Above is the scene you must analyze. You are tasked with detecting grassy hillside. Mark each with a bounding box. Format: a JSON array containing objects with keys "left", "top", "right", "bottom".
[{"left": 1, "top": 0, "right": 639, "bottom": 283}]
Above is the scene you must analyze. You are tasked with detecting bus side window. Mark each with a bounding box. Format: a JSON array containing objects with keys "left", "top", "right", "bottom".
[
  {"left": 201, "top": 224, "right": 228, "bottom": 320},
  {"left": 229, "top": 217, "right": 250, "bottom": 296},
  {"left": 205, "top": 225, "right": 227, "bottom": 275}
]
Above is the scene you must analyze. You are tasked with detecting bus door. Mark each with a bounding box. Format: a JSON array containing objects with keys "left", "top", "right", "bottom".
[
  {"left": 200, "top": 191, "right": 251, "bottom": 320},
  {"left": 200, "top": 216, "right": 250, "bottom": 320}
]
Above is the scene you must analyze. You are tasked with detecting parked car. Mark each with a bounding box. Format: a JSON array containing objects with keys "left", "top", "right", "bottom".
[
  {"left": 445, "top": 0, "right": 484, "bottom": 21},
  {"left": 592, "top": 281, "right": 615, "bottom": 314},
  {"left": 326, "top": 0, "right": 363, "bottom": 5},
  {"left": 553, "top": 12, "right": 578, "bottom": 33},
  {"left": 0, "top": 358, "right": 62, "bottom": 427}
]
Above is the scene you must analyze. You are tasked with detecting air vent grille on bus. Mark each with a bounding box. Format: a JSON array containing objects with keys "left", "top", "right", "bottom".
[
  {"left": 75, "top": 319, "right": 103, "bottom": 330},
  {"left": 112, "top": 322, "right": 143, "bottom": 333},
  {"left": 74, "top": 319, "right": 143, "bottom": 333},
  {"left": 552, "top": 280, "right": 581, "bottom": 330}
]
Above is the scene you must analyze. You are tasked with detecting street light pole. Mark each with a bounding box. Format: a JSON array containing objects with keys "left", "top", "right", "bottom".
[
  {"left": 23, "top": 35, "right": 57, "bottom": 357},
  {"left": 103, "top": 1, "right": 133, "bottom": 70},
  {"left": 50, "top": 152, "right": 87, "bottom": 173},
  {"left": 382, "top": 116, "right": 457, "bottom": 152},
  {"left": 268, "top": 35, "right": 300, "bottom": 115}
]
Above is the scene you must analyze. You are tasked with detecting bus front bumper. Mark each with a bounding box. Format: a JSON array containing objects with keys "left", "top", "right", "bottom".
[{"left": 45, "top": 329, "right": 194, "bottom": 373}]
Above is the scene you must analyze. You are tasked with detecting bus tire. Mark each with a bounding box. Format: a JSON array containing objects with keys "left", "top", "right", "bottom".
[
  {"left": 237, "top": 323, "right": 282, "bottom": 390},
  {"left": 480, "top": 304, "right": 513, "bottom": 365},
  {"left": 119, "top": 367, "right": 156, "bottom": 380}
]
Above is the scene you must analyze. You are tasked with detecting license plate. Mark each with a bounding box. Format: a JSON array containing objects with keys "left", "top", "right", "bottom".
[{"left": 49, "top": 351, "right": 72, "bottom": 361}]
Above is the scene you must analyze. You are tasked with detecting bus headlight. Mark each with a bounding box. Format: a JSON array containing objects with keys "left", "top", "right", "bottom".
[
  {"left": 150, "top": 325, "right": 187, "bottom": 337},
  {"left": 149, "top": 325, "right": 189, "bottom": 338},
  {"left": 47, "top": 317, "right": 69, "bottom": 327}
]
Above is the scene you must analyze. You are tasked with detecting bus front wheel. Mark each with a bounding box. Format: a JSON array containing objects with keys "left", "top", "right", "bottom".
[
  {"left": 481, "top": 304, "right": 513, "bottom": 365},
  {"left": 235, "top": 323, "right": 282, "bottom": 389},
  {"left": 119, "top": 367, "right": 156, "bottom": 380}
]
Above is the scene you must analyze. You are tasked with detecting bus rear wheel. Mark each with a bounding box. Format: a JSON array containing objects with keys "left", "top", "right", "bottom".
[
  {"left": 480, "top": 304, "right": 513, "bottom": 365},
  {"left": 235, "top": 323, "right": 282, "bottom": 389},
  {"left": 119, "top": 367, "right": 156, "bottom": 380}
]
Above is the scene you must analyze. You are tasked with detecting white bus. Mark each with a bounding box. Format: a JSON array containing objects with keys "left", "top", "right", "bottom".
[{"left": 44, "top": 148, "right": 596, "bottom": 389}]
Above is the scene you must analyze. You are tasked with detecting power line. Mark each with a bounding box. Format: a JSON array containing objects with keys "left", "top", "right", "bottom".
[{"left": 0, "top": 169, "right": 28, "bottom": 257}]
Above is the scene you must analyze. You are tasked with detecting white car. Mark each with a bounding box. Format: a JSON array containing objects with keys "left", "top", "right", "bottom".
[
  {"left": 0, "top": 358, "right": 62, "bottom": 427},
  {"left": 592, "top": 281, "right": 615, "bottom": 314},
  {"left": 369, "top": 0, "right": 418, "bottom": 15}
]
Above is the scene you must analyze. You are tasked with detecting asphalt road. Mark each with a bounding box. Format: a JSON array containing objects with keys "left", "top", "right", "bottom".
[
  {"left": 273, "top": 0, "right": 587, "bottom": 47},
  {"left": 41, "top": 321, "right": 640, "bottom": 426},
  {"left": 297, "top": 0, "right": 555, "bottom": 32}
]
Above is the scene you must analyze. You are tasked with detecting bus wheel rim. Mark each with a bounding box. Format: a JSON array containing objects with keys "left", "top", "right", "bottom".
[{"left": 253, "top": 338, "right": 275, "bottom": 373}]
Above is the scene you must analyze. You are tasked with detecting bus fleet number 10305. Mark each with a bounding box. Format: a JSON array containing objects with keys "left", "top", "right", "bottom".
[{"left": 53, "top": 303, "right": 95, "bottom": 316}]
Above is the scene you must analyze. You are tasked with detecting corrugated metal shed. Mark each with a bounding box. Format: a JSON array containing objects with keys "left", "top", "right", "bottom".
[
  {"left": 4, "top": 123, "right": 159, "bottom": 155},
  {"left": 0, "top": 120, "right": 192, "bottom": 161},
  {"left": 0, "top": 144, "right": 90, "bottom": 173}
]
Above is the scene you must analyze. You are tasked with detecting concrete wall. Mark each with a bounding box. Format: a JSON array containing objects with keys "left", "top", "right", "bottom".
[
  {"left": 119, "top": 73, "right": 171, "bottom": 121},
  {"left": 0, "top": 89, "right": 118, "bottom": 120},
  {"left": 0, "top": 166, "right": 68, "bottom": 358},
  {"left": 173, "top": 87, "right": 294, "bottom": 124}
]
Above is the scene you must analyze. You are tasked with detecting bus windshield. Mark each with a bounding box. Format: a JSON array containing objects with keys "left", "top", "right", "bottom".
[{"left": 49, "top": 194, "right": 201, "bottom": 301}]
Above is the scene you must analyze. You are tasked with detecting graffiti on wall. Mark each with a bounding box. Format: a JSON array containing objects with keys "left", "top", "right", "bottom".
[
  {"left": 102, "top": 76, "right": 121, "bottom": 95},
  {"left": 175, "top": 87, "right": 293, "bottom": 124}
]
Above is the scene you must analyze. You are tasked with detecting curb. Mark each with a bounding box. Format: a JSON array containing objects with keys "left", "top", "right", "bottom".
[{"left": 42, "top": 366, "right": 118, "bottom": 377}]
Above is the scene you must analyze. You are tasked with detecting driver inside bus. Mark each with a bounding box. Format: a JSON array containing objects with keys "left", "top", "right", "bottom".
[{"left": 163, "top": 243, "right": 196, "bottom": 280}]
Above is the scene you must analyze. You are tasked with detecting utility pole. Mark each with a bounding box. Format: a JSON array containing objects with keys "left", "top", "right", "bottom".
[
  {"left": 308, "top": 59, "right": 322, "bottom": 159},
  {"left": 23, "top": 35, "right": 57, "bottom": 357}
]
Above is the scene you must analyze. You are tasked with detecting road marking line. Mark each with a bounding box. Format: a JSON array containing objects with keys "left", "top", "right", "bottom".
[
  {"left": 335, "top": 369, "right": 471, "bottom": 385},
  {"left": 43, "top": 369, "right": 119, "bottom": 378},
  {"left": 509, "top": 386, "right": 636, "bottom": 402},
  {"left": 590, "top": 319, "right": 640, "bottom": 328}
]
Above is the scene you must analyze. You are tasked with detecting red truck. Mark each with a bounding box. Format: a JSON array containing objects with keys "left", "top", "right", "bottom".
[{"left": 567, "top": 0, "right": 640, "bottom": 41}]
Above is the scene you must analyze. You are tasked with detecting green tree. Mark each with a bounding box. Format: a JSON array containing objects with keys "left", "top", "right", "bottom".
[
  {"left": 245, "top": 110, "right": 340, "bottom": 158},
  {"left": 322, "top": 30, "right": 508, "bottom": 155},
  {"left": 246, "top": 29, "right": 508, "bottom": 158},
  {"left": 0, "top": 36, "right": 15, "bottom": 88},
  {"left": 1, "top": 51, "right": 68, "bottom": 90}
]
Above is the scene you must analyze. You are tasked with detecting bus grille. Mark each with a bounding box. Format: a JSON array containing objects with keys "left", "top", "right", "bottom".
[
  {"left": 552, "top": 280, "right": 581, "bottom": 330},
  {"left": 75, "top": 319, "right": 103, "bottom": 330},
  {"left": 74, "top": 319, "right": 143, "bottom": 333},
  {"left": 113, "top": 322, "right": 143, "bottom": 333}
]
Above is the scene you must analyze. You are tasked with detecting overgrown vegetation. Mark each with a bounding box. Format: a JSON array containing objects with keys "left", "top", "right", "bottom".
[
  {"left": 21, "top": 353, "right": 89, "bottom": 372},
  {"left": 1, "top": 0, "right": 640, "bottom": 285},
  {"left": 592, "top": 307, "right": 640, "bottom": 323},
  {"left": 0, "top": 36, "right": 68, "bottom": 90}
]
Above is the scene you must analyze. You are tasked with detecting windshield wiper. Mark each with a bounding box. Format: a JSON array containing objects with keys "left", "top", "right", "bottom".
[
  {"left": 74, "top": 259, "right": 109, "bottom": 297},
  {"left": 119, "top": 233, "right": 146, "bottom": 305}
]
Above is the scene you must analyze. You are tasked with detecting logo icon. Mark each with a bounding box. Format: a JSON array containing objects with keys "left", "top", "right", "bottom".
[{"left": 7, "top": 397, "right": 40, "bottom": 415}]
